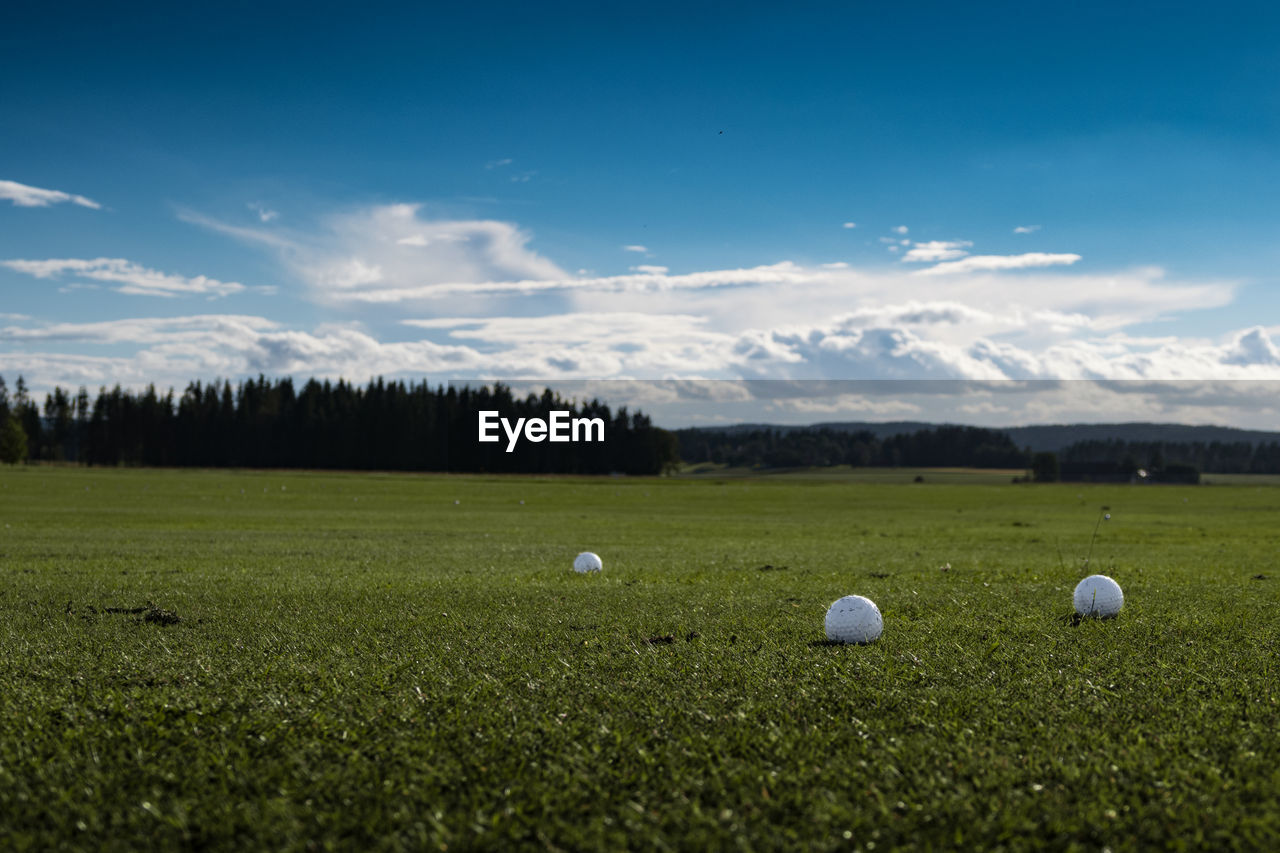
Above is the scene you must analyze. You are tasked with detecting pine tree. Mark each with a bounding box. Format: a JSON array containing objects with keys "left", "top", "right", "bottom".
[
  {"left": 12, "top": 376, "right": 42, "bottom": 462},
  {"left": 0, "top": 413, "right": 27, "bottom": 464}
]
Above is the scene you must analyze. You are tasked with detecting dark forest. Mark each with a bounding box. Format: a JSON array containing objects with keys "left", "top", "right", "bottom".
[
  {"left": 5, "top": 374, "right": 1280, "bottom": 477},
  {"left": 0, "top": 375, "right": 679, "bottom": 475}
]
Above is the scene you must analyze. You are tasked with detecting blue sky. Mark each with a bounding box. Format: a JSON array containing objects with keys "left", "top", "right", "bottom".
[{"left": 4, "top": 2, "right": 1280, "bottom": 424}]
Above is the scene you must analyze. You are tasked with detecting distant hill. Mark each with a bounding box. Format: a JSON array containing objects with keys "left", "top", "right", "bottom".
[
  {"left": 695, "top": 421, "right": 937, "bottom": 439},
  {"left": 1002, "top": 423, "right": 1280, "bottom": 452},
  {"left": 686, "top": 421, "right": 1280, "bottom": 452}
]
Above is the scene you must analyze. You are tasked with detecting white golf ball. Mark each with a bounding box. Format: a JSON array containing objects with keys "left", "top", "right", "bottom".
[
  {"left": 824, "top": 595, "right": 883, "bottom": 644},
  {"left": 1073, "top": 574, "right": 1123, "bottom": 618},
  {"left": 573, "top": 552, "right": 603, "bottom": 573}
]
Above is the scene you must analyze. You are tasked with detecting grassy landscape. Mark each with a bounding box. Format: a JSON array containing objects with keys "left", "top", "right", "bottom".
[{"left": 2, "top": 467, "right": 1279, "bottom": 851}]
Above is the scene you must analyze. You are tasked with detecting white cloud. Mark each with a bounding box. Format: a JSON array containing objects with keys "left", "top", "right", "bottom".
[
  {"left": 901, "top": 240, "right": 973, "bottom": 263},
  {"left": 1014, "top": 225, "right": 1041, "bottom": 234},
  {"left": 167, "top": 202, "right": 1267, "bottom": 391},
  {"left": 917, "top": 252, "right": 1081, "bottom": 275},
  {"left": 0, "top": 179, "right": 100, "bottom": 210},
  {"left": 176, "top": 210, "right": 297, "bottom": 251},
  {"left": 396, "top": 232, "right": 466, "bottom": 247},
  {"left": 769, "top": 394, "right": 923, "bottom": 416},
  {"left": 1, "top": 314, "right": 278, "bottom": 344},
  {"left": 398, "top": 301, "right": 1275, "bottom": 383},
  {"left": 0, "top": 315, "right": 485, "bottom": 385},
  {"left": 2, "top": 258, "right": 247, "bottom": 298},
  {"left": 0, "top": 312, "right": 732, "bottom": 387},
  {"left": 186, "top": 202, "right": 1237, "bottom": 348},
  {"left": 842, "top": 222, "right": 857, "bottom": 229},
  {"left": 837, "top": 301, "right": 995, "bottom": 328},
  {"left": 1222, "top": 327, "right": 1280, "bottom": 366},
  {"left": 8, "top": 306, "right": 1280, "bottom": 422},
  {"left": 404, "top": 312, "right": 734, "bottom": 376},
  {"left": 734, "top": 323, "right": 1009, "bottom": 380},
  {"left": 315, "top": 258, "right": 384, "bottom": 289},
  {"left": 331, "top": 203, "right": 565, "bottom": 296},
  {"left": 248, "top": 202, "right": 279, "bottom": 222},
  {"left": 332, "top": 261, "right": 816, "bottom": 302},
  {"left": 190, "top": 203, "right": 566, "bottom": 306},
  {"left": 725, "top": 320, "right": 1280, "bottom": 382},
  {"left": 892, "top": 225, "right": 909, "bottom": 235},
  {"left": 485, "top": 158, "right": 514, "bottom": 169}
]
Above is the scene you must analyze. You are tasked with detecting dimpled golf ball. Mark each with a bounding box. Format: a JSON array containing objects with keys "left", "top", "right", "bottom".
[
  {"left": 1073, "top": 574, "right": 1124, "bottom": 618},
  {"left": 824, "top": 595, "right": 883, "bottom": 644},
  {"left": 573, "top": 552, "right": 603, "bottom": 573}
]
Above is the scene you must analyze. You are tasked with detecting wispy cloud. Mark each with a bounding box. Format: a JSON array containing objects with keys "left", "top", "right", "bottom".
[
  {"left": 917, "top": 252, "right": 1081, "bottom": 275},
  {"left": 842, "top": 222, "right": 857, "bottom": 229},
  {"left": 176, "top": 210, "right": 298, "bottom": 250},
  {"left": 2, "top": 258, "right": 247, "bottom": 298},
  {"left": 183, "top": 203, "right": 1231, "bottom": 336},
  {"left": 892, "top": 225, "right": 909, "bottom": 235},
  {"left": 162, "top": 201, "right": 1253, "bottom": 388},
  {"left": 0, "top": 314, "right": 277, "bottom": 344},
  {"left": 1, "top": 277, "right": 1266, "bottom": 406},
  {"left": 901, "top": 240, "right": 973, "bottom": 263},
  {"left": 186, "top": 203, "right": 566, "bottom": 304},
  {"left": 1013, "top": 225, "right": 1041, "bottom": 234},
  {"left": 396, "top": 233, "right": 466, "bottom": 247},
  {"left": 485, "top": 158, "right": 514, "bottom": 169},
  {"left": 0, "top": 315, "right": 484, "bottom": 384},
  {"left": 0, "top": 179, "right": 100, "bottom": 210},
  {"left": 331, "top": 262, "right": 816, "bottom": 302},
  {"left": 248, "top": 202, "right": 279, "bottom": 222}
]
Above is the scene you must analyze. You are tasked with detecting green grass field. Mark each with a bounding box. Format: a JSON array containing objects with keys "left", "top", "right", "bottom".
[
  {"left": 3, "top": 467, "right": 1279, "bottom": 851},
  {"left": 677, "top": 464, "right": 1029, "bottom": 484}
]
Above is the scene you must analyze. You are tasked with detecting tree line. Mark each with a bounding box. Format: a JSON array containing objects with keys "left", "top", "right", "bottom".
[
  {"left": 1057, "top": 438, "right": 1280, "bottom": 476},
  {"left": 676, "top": 425, "right": 1029, "bottom": 469},
  {"left": 5, "top": 371, "right": 1280, "bottom": 477},
  {"left": 0, "top": 375, "right": 679, "bottom": 475},
  {"left": 678, "top": 424, "right": 1280, "bottom": 477}
]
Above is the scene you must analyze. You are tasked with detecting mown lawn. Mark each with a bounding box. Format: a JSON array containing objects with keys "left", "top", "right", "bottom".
[{"left": 2, "top": 467, "right": 1278, "bottom": 850}]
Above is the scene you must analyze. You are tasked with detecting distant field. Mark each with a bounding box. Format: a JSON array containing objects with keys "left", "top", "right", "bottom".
[
  {"left": 676, "top": 463, "right": 1027, "bottom": 484},
  {"left": 3, "top": 467, "right": 1280, "bottom": 850},
  {"left": 1200, "top": 472, "right": 1280, "bottom": 486},
  {"left": 681, "top": 464, "right": 1280, "bottom": 487}
]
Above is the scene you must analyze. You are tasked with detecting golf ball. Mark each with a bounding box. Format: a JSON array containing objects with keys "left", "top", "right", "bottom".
[
  {"left": 824, "top": 595, "right": 883, "bottom": 644},
  {"left": 1073, "top": 574, "right": 1123, "bottom": 618},
  {"left": 573, "top": 552, "right": 603, "bottom": 573}
]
